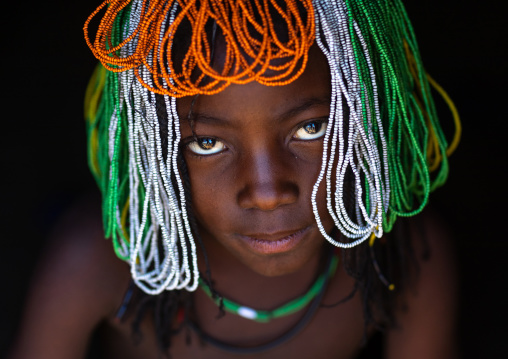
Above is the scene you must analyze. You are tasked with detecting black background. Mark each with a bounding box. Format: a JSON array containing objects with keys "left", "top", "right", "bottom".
[{"left": 2, "top": 1, "right": 507, "bottom": 357}]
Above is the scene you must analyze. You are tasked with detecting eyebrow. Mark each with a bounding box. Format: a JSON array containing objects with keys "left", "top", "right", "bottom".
[
  {"left": 277, "top": 96, "right": 331, "bottom": 122},
  {"left": 186, "top": 95, "right": 331, "bottom": 127},
  {"left": 186, "top": 112, "right": 230, "bottom": 127}
]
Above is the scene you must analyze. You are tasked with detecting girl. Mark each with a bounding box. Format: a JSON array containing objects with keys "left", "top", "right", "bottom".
[{"left": 10, "top": 0, "right": 460, "bottom": 358}]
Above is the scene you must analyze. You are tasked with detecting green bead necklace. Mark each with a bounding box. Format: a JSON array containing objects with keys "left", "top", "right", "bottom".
[{"left": 198, "top": 253, "right": 339, "bottom": 323}]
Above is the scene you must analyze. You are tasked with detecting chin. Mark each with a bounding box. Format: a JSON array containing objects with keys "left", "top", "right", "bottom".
[
  {"left": 250, "top": 254, "right": 308, "bottom": 277},
  {"left": 239, "top": 237, "right": 327, "bottom": 277}
]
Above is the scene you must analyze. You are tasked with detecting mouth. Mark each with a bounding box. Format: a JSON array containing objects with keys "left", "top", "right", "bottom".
[{"left": 237, "top": 226, "right": 311, "bottom": 255}]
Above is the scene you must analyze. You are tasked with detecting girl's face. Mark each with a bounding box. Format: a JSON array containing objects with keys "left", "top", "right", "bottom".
[{"left": 178, "top": 47, "right": 335, "bottom": 277}]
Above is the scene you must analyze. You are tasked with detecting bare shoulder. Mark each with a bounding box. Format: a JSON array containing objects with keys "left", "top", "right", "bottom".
[
  {"left": 385, "top": 209, "right": 458, "bottom": 359},
  {"left": 9, "top": 195, "right": 131, "bottom": 359}
]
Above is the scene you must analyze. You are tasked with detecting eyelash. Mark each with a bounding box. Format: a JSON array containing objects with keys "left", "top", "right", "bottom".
[
  {"left": 185, "top": 118, "right": 329, "bottom": 156},
  {"left": 186, "top": 137, "right": 226, "bottom": 156},
  {"left": 293, "top": 119, "right": 328, "bottom": 141}
]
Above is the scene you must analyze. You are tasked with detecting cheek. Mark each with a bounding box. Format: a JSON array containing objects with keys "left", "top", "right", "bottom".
[
  {"left": 313, "top": 175, "right": 336, "bottom": 236},
  {"left": 291, "top": 142, "right": 340, "bottom": 237},
  {"left": 183, "top": 154, "right": 236, "bottom": 232},
  {"left": 291, "top": 142, "right": 328, "bottom": 208}
]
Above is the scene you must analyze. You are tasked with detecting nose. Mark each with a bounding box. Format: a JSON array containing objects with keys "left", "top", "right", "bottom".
[{"left": 236, "top": 147, "right": 299, "bottom": 211}]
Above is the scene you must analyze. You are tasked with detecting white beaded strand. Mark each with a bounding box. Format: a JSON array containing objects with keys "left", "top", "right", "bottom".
[
  {"left": 106, "top": 0, "right": 199, "bottom": 295},
  {"left": 311, "top": 0, "right": 388, "bottom": 248}
]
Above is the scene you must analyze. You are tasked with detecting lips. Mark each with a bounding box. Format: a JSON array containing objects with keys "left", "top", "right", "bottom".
[{"left": 237, "top": 226, "right": 311, "bottom": 255}]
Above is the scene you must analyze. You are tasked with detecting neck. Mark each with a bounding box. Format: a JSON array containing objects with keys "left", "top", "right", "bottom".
[{"left": 196, "top": 232, "right": 328, "bottom": 310}]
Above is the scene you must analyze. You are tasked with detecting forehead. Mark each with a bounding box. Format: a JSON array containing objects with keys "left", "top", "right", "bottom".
[{"left": 177, "top": 46, "right": 331, "bottom": 121}]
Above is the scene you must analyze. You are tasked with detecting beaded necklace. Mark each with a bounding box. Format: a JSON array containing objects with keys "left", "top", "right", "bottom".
[
  {"left": 188, "top": 280, "right": 327, "bottom": 354},
  {"left": 199, "top": 251, "right": 339, "bottom": 323},
  {"left": 188, "top": 248, "right": 337, "bottom": 354}
]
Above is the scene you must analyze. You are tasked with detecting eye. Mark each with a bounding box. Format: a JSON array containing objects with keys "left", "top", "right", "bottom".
[
  {"left": 187, "top": 137, "right": 226, "bottom": 155},
  {"left": 294, "top": 120, "right": 328, "bottom": 140}
]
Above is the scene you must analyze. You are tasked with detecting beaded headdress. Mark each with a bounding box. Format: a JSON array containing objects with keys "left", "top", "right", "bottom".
[{"left": 84, "top": 0, "right": 460, "bottom": 294}]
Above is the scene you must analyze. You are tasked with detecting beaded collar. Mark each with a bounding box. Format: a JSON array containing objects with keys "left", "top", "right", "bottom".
[
  {"left": 198, "top": 250, "right": 339, "bottom": 323},
  {"left": 189, "top": 249, "right": 338, "bottom": 354}
]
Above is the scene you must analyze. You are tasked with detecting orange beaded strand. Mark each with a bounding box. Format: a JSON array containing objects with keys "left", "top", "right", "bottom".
[{"left": 84, "top": 0, "right": 315, "bottom": 97}]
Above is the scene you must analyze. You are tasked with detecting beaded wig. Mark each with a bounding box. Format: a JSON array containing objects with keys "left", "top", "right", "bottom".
[{"left": 84, "top": 0, "right": 460, "bottom": 295}]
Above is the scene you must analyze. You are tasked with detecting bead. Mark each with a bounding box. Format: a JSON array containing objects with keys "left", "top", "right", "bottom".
[
  {"left": 84, "top": 0, "right": 316, "bottom": 97},
  {"left": 238, "top": 307, "right": 258, "bottom": 320}
]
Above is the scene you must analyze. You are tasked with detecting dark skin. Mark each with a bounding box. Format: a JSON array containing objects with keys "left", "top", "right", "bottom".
[
  {"left": 9, "top": 48, "right": 457, "bottom": 359},
  {"left": 179, "top": 46, "right": 334, "bottom": 279}
]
